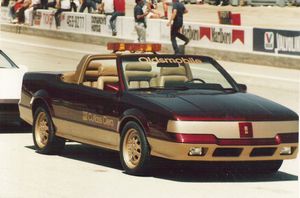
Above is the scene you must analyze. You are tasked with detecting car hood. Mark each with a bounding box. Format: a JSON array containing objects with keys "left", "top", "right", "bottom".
[{"left": 134, "top": 90, "right": 298, "bottom": 121}]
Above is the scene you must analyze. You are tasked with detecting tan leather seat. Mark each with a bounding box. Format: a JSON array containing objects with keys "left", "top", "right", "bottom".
[
  {"left": 157, "top": 66, "right": 188, "bottom": 87},
  {"left": 125, "top": 63, "right": 155, "bottom": 89},
  {"left": 97, "top": 65, "right": 119, "bottom": 90},
  {"left": 83, "top": 61, "right": 103, "bottom": 87}
]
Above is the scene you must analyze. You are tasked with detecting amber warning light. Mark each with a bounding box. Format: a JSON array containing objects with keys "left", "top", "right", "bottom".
[{"left": 107, "top": 43, "right": 161, "bottom": 53}]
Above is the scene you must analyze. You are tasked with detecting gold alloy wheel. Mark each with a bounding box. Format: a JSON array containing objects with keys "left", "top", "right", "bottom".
[
  {"left": 35, "top": 111, "right": 49, "bottom": 148},
  {"left": 123, "top": 129, "right": 142, "bottom": 169}
]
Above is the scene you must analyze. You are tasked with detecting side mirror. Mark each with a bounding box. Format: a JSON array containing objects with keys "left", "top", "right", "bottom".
[
  {"left": 237, "top": 83, "right": 247, "bottom": 93},
  {"left": 104, "top": 83, "right": 119, "bottom": 92}
]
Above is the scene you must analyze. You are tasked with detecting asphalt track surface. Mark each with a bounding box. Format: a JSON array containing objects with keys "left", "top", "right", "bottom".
[{"left": 0, "top": 31, "right": 299, "bottom": 198}]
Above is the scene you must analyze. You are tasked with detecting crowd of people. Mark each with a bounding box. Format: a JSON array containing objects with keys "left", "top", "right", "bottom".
[
  {"left": 2, "top": 0, "right": 173, "bottom": 27},
  {"left": 134, "top": 0, "right": 189, "bottom": 54},
  {"left": 1, "top": 0, "right": 190, "bottom": 54}
]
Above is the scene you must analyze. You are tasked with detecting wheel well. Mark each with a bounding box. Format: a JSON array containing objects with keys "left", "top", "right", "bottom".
[
  {"left": 119, "top": 117, "right": 146, "bottom": 135},
  {"left": 32, "top": 98, "right": 48, "bottom": 116}
]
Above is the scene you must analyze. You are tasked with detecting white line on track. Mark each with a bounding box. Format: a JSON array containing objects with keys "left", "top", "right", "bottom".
[
  {"left": 0, "top": 37, "right": 98, "bottom": 54},
  {"left": 1, "top": 37, "right": 299, "bottom": 84}
]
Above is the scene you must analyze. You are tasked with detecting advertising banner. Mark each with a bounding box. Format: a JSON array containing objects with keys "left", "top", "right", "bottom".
[
  {"left": 253, "top": 28, "right": 300, "bottom": 56},
  {"left": 86, "top": 14, "right": 111, "bottom": 36},
  {"left": 34, "top": 10, "right": 56, "bottom": 30},
  {"left": 120, "top": 17, "right": 136, "bottom": 40},
  {"left": 160, "top": 21, "right": 253, "bottom": 52},
  {"left": 60, "top": 12, "right": 86, "bottom": 33},
  {"left": 186, "top": 22, "right": 252, "bottom": 52},
  {"left": 0, "top": 7, "right": 10, "bottom": 23}
]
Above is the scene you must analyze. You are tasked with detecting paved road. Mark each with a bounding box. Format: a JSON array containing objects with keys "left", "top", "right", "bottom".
[{"left": 0, "top": 31, "right": 299, "bottom": 198}]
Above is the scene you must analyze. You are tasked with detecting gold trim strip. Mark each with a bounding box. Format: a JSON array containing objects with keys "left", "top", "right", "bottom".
[
  {"left": 167, "top": 120, "right": 298, "bottom": 138},
  {"left": 53, "top": 118, "right": 120, "bottom": 151},
  {"left": 52, "top": 104, "right": 119, "bottom": 132}
]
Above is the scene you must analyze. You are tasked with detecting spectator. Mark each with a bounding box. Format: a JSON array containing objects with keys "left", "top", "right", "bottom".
[
  {"left": 54, "top": 0, "right": 71, "bottom": 29},
  {"left": 40, "top": 0, "right": 47, "bottom": 8},
  {"left": 167, "top": 0, "right": 189, "bottom": 54},
  {"left": 134, "top": 0, "right": 149, "bottom": 42},
  {"left": 110, "top": 0, "right": 125, "bottom": 36},
  {"left": 144, "top": 0, "right": 163, "bottom": 19},
  {"left": 102, "top": 0, "right": 113, "bottom": 15},
  {"left": 16, "top": 0, "right": 31, "bottom": 24},
  {"left": 47, "top": 0, "right": 58, "bottom": 8},
  {"left": 160, "top": 0, "right": 172, "bottom": 19},
  {"left": 79, "top": 0, "right": 100, "bottom": 13},
  {"left": 9, "top": 0, "right": 21, "bottom": 22},
  {"left": 70, "top": 0, "right": 79, "bottom": 11},
  {"left": 24, "top": 0, "right": 41, "bottom": 25},
  {"left": 79, "top": 0, "right": 94, "bottom": 13},
  {"left": 1, "top": 0, "right": 10, "bottom": 6}
]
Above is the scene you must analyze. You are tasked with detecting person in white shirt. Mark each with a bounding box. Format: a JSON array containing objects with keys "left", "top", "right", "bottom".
[
  {"left": 101, "top": 0, "right": 113, "bottom": 15},
  {"left": 24, "top": 0, "right": 41, "bottom": 25}
]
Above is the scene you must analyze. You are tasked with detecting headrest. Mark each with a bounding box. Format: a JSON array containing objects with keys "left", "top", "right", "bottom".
[
  {"left": 88, "top": 61, "right": 102, "bottom": 70},
  {"left": 85, "top": 70, "right": 99, "bottom": 78},
  {"left": 125, "top": 63, "right": 152, "bottom": 72},
  {"left": 98, "top": 65, "right": 118, "bottom": 76},
  {"left": 160, "top": 66, "right": 186, "bottom": 76}
]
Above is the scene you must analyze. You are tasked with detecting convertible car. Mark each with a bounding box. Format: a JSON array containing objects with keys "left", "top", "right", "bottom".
[
  {"left": 0, "top": 50, "right": 27, "bottom": 126},
  {"left": 18, "top": 43, "right": 298, "bottom": 175}
]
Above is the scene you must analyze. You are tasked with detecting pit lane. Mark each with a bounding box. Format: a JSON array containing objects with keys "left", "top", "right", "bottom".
[{"left": 0, "top": 31, "right": 298, "bottom": 198}]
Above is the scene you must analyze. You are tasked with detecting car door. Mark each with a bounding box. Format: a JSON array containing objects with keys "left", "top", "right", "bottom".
[{"left": 52, "top": 57, "right": 121, "bottom": 151}]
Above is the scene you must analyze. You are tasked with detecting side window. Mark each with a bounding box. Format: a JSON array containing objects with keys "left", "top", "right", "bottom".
[{"left": 82, "top": 59, "right": 119, "bottom": 92}]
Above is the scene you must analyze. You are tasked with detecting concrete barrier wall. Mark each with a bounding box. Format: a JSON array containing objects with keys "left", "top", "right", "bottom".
[{"left": 1, "top": 8, "right": 299, "bottom": 69}]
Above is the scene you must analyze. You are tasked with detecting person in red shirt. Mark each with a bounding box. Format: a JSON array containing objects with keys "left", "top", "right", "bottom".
[{"left": 110, "top": 0, "right": 125, "bottom": 36}]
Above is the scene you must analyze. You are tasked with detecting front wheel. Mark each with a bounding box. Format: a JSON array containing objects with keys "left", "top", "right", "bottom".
[
  {"left": 33, "top": 106, "right": 65, "bottom": 154},
  {"left": 120, "top": 121, "right": 151, "bottom": 175}
]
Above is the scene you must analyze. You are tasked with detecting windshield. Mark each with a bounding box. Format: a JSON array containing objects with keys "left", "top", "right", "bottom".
[{"left": 121, "top": 55, "right": 235, "bottom": 91}]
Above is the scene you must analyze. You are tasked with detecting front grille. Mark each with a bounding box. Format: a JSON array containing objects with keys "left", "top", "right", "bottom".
[
  {"left": 213, "top": 148, "right": 243, "bottom": 157},
  {"left": 250, "top": 148, "right": 276, "bottom": 157}
]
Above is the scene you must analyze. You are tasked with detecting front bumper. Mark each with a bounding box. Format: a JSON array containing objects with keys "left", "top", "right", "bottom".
[{"left": 148, "top": 138, "right": 298, "bottom": 161}]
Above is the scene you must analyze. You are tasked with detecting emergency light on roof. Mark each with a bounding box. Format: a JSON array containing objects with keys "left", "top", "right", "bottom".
[{"left": 107, "top": 43, "right": 161, "bottom": 53}]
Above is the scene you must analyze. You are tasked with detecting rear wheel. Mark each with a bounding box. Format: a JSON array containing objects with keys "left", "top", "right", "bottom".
[
  {"left": 33, "top": 106, "right": 65, "bottom": 154},
  {"left": 120, "top": 121, "right": 151, "bottom": 175}
]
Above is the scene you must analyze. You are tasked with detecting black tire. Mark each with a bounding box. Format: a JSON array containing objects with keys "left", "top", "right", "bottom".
[
  {"left": 120, "top": 121, "right": 151, "bottom": 176},
  {"left": 33, "top": 106, "right": 65, "bottom": 154}
]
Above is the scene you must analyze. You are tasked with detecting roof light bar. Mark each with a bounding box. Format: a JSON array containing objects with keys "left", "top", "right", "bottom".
[{"left": 107, "top": 43, "right": 161, "bottom": 53}]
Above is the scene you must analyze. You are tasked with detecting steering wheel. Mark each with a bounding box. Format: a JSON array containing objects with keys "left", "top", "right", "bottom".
[{"left": 186, "top": 78, "right": 206, "bottom": 83}]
